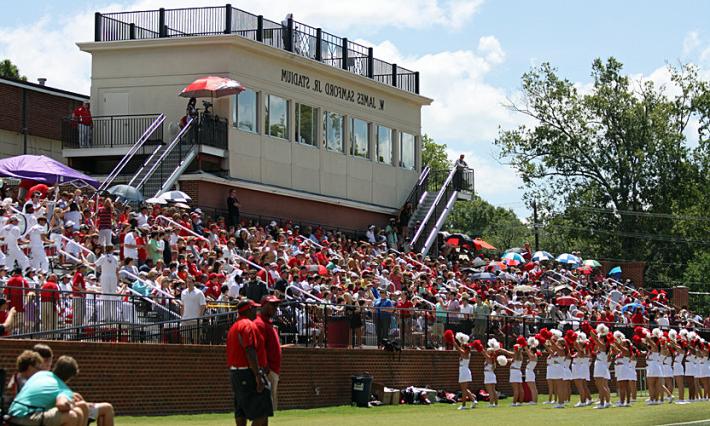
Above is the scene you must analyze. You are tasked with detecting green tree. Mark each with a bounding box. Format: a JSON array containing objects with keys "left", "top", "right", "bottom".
[
  {"left": 496, "top": 58, "right": 709, "bottom": 284},
  {"left": 421, "top": 134, "right": 450, "bottom": 171},
  {"left": 0, "top": 59, "right": 26, "bottom": 81}
]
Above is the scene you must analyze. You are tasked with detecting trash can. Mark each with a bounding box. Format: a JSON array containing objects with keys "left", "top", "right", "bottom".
[{"left": 351, "top": 373, "right": 373, "bottom": 407}]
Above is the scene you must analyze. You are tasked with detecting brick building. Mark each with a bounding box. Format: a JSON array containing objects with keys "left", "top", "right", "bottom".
[{"left": 0, "top": 76, "right": 88, "bottom": 162}]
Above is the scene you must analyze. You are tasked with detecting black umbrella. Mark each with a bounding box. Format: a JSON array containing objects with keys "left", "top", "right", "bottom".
[
  {"left": 469, "top": 272, "right": 497, "bottom": 281},
  {"left": 445, "top": 233, "right": 473, "bottom": 248}
]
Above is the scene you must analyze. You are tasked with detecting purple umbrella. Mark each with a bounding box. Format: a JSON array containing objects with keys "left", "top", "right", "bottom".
[{"left": 0, "top": 155, "right": 99, "bottom": 188}]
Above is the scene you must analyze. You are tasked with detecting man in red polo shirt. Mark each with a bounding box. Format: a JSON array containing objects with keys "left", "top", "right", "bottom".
[
  {"left": 254, "top": 295, "right": 284, "bottom": 411},
  {"left": 4, "top": 268, "right": 28, "bottom": 316},
  {"left": 227, "top": 300, "right": 272, "bottom": 425}
]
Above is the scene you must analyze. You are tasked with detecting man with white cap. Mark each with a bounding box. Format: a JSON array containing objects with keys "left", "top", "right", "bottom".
[
  {"left": 27, "top": 216, "right": 51, "bottom": 273},
  {"left": 93, "top": 244, "right": 119, "bottom": 322},
  {"left": 2, "top": 216, "right": 30, "bottom": 272}
]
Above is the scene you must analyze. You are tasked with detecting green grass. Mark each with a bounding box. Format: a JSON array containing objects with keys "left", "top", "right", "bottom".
[{"left": 118, "top": 399, "right": 710, "bottom": 426}]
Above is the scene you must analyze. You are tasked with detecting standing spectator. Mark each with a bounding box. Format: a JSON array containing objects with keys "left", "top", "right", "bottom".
[
  {"left": 4, "top": 267, "right": 28, "bottom": 322},
  {"left": 472, "top": 296, "right": 490, "bottom": 339},
  {"left": 0, "top": 304, "right": 16, "bottom": 336},
  {"left": 453, "top": 154, "right": 468, "bottom": 190},
  {"left": 27, "top": 216, "right": 50, "bottom": 273},
  {"left": 97, "top": 198, "right": 114, "bottom": 247},
  {"left": 73, "top": 101, "right": 93, "bottom": 148},
  {"left": 122, "top": 225, "right": 139, "bottom": 261},
  {"left": 243, "top": 270, "right": 269, "bottom": 303},
  {"left": 254, "top": 295, "right": 285, "bottom": 410},
  {"left": 385, "top": 218, "right": 398, "bottom": 249},
  {"left": 396, "top": 291, "right": 414, "bottom": 347},
  {"left": 39, "top": 275, "right": 60, "bottom": 332},
  {"left": 227, "top": 189, "right": 241, "bottom": 230},
  {"left": 71, "top": 265, "right": 87, "bottom": 327},
  {"left": 372, "top": 286, "right": 393, "bottom": 347},
  {"left": 180, "top": 278, "right": 206, "bottom": 343},
  {"left": 226, "top": 299, "right": 272, "bottom": 425}
]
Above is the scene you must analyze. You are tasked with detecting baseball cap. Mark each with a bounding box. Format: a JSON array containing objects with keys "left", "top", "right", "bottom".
[
  {"left": 237, "top": 299, "right": 260, "bottom": 313},
  {"left": 260, "top": 295, "right": 282, "bottom": 304}
]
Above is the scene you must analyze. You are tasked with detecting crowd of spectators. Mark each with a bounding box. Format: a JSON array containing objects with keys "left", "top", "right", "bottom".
[{"left": 0, "top": 186, "right": 708, "bottom": 349}]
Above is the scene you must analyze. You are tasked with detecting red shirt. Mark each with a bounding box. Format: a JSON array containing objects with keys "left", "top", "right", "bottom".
[
  {"left": 397, "top": 300, "right": 414, "bottom": 318},
  {"left": 4, "top": 275, "right": 28, "bottom": 312},
  {"left": 205, "top": 283, "right": 221, "bottom": 300},
  {"left": 226, "top": 317, "right": 266, "bottom": 368},
  {"left": 40, "top": 281, "right": 60, "bottom": 304},
  {"left": 73, "top": 105, "right": 93, "bottom": 125},
  {"left": 72, "top": 273, "right": 86, "bottom": 298},
  {"left": 254, "top": 314, "right": 282, "bottom": 375}
]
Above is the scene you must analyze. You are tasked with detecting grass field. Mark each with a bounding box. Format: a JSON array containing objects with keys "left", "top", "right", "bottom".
[{"left": 118, "top": 400, "right": 710, "bottom": 426}]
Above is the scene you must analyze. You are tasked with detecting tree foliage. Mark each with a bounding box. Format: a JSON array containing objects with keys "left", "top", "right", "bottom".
[
  {"left": 496, "top": 57, "right": 710, "bottom": 288},
  {"left": 0, "top": 59, "right": 26, "bottom": 81},
  {"left": 421, "top": 134, "right": 450, "bottom": 171}
]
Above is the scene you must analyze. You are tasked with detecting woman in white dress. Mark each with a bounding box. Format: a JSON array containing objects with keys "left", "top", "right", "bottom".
[
  {"left": 483, "top": 338, "right": 501, "bottom": 407},
  {"left": 453, "top": 332, "right": 476, "bottom": 410},
  {"left": 590, "top": 324, "right": 612, "bottom": 409},
  {"left": 572, "top": 332, "right": 592, "bottom": 407},
  {"left": 668, "top": 330, "right": 686, "bottom": 402},
  {"left": 547, "top": 329, "right": 568, "bottom": 408},
  {"left": 500, "top": 336, "right": 526, "bottom": 407},
  {"left": 661, "top": 337, "right": 675, "bottom": 403},
  {"left": 525, "top": 337, "right": 540, "bottom": 405},
  {"left": 698, "top": 339, "right": 710, "bottom": 400},
  {"left": 683, "top": 331, "right": 698, "bottom": 402},
  {"left": 610, "top": 332, "right": 633, "bottom": 407},
  {"left": 644, "top": 328, "right": 665, "bottom": 404}
]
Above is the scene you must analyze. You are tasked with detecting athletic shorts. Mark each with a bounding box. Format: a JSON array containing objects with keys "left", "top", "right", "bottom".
[
  {"left": 10, "top": 408, "right": 65, "bottom": 426},
  {"left": 231, "top": 369, "right": 273, "bottom": 420}
]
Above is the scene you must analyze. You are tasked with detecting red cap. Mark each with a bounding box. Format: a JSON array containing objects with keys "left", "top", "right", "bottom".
[
  {"left": 261, "top": 295, "right": 282, "bottom": 304},
  {"left": 237, "top": 300, "right": 260, "bottom": 313}
]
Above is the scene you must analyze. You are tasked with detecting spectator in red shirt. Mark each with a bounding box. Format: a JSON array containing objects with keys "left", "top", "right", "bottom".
[
  {"left": 254, "top": 295, "right": 285, "bottom": 411},
  {"left": 4, "top": 268, "right": 28, "bottom": 313},
  {"left": 226, "top": 300, "right": 272, "bottom": 424},
  {"left": 40, "top": 276, "right": 60, "bottom": 331},
  {"left": 97, "top": 198, "right": 114, "bottom": 247},
  {"left": 396, "top": 292, "right": 415, "bottom": 348},
  {"left": 72, "top": 101, "right": 93, "bottom": 148},
  {"left": 71, "top": 266, "right": 87, "bottom": 327}
]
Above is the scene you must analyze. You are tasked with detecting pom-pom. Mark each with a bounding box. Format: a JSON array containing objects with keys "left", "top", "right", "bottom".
[
  {"left": 443, "top": 329, "right": 455, "bottom": 345},
  {"left": 516, "top": 336, "right": 527, "bottom": 347},
  {"left": 540, "top": 328, "right": 552, "bottom": 340},
  {"left": 488, "top": 338, "right": 501, "bottom": 350},
  {"left": 551, "top": 329, "right": 563, "bottom": 339},
  {"left": 679, "top": 329, "right": 688, "bottom": 339},
  {"left": 632, "top": 335, "right": 642, "bottom": 346},
  {"left": 564, "top": 330, "right": 577, "bottom": 347},
  {"left": 535, "top": 333, "right": 547, "bottom": 345},
  {"left": 528, "top": 336, "right": 540, "bottom": 348},
  {"left": 669, "top": 329, "right": 677, "bottom": 341},
  {"left": 456, "top": 332, "right": 470, "bottom": 345},
  {"left": 613, "top": 330, "right": 625, "bottom": 341},
  {"left": 633, "top": 326, "right": 648, "bottom": 337},
  {"left": 605, "top": 332, "right": 615, "bottom": 345},
  {"left": 471, "top": 339, "right": 484, "bottom": 353},
  {"left": 688, "top": 331, "right": 697, "bottom": 341},
  {"left": 596, "top": 324, "right": 609, "bottom": 336},
  {"left": 581, "top": 321, "right": 592, "bottom": 335},
  {"left": 496, "top": 355, "right": 508, "bottom": 366},
  {"left": 577, "top": 332, "right": 587, "bottom": 343},
  {"left": 652, "top": 328, "right": 662, "bottom": 338}
]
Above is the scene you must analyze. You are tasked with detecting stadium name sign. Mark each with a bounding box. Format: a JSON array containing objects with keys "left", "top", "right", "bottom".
[{"left": 281, "top": 69, "right": 385, "bottom": 111}]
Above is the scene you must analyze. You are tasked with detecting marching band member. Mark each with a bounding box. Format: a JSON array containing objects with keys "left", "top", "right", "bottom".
[
  {"left": 27, "top": 216, "right": 50, "bottom": 273},
  {"left": 2, "top": 216, "right": 30, "bottom": 272}
]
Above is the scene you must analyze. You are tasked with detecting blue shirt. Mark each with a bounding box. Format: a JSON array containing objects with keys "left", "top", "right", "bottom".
[{"left": 9, "top": 371, "right": 74, "bottom": 417}]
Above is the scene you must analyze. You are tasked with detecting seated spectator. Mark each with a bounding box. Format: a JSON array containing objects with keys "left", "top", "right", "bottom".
[{"left": 6, "top": 350, "right": 43, "bottom": 398}]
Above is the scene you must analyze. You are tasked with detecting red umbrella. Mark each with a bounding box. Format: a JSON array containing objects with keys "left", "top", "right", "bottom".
[
  {"left": 473, "top": 238, "right": 496, "bottom": 250},
  {"left": 556, "top": 296, "right": 578, "bottom": 306},
  {"left": 577, "top": 265, "right": 593, "bottom": 275},
  {"left": 179, "top": 76, "right": 244, "bottom": 98},
  {"left": 523, "top": 262, "right": 536, "bottom": 271}
]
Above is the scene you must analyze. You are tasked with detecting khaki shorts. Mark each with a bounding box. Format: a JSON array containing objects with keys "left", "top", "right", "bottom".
[{"left": 11, "top": 407, "right": 66, "bottom": 426}]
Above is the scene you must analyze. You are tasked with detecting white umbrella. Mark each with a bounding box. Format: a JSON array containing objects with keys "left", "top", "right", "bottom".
[
  {"left": 174, "top": 202, "right": 190, "bottom": 209},
  {"left": 158, "top": 191, "right": 192, "bottom": 203},
  {"left": 145, "top": 197, "right": 167, "bottom": 205}
]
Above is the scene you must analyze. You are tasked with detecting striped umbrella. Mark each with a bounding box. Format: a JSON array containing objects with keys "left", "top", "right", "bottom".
[
  {"left": 501, "top": 252, "right": 525, "bottom": 263},
  {"left": 502, "top": 258, "right": 521, "bottom": 267},
  {"left": 556, "top": 253, "right": 581, "bottom": 265},
  {"left": 583, "top": 259, "right": 602, "bottom": 268},
  {"left": 532, "top": 251, "right": 553, "bottom": 262}
]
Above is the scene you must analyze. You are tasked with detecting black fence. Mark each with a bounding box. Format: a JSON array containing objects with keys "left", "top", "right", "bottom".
[
  {"left": 95, "top": 6, "right": 420, "bottom": 94},
  {"left": 188, "top": 111, "right": 229, "bottom": 150},
  {"left": 61, "top": 114, "right": 164, "bottom": 149}
]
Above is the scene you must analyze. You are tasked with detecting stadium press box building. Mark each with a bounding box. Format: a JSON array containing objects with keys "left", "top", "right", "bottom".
[{"left": 69, "top": 5, "right": 432, "bottom": 230}]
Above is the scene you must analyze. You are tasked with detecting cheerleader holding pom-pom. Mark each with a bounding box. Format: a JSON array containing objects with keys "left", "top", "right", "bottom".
[
  {"left": 453, "top": 333, "right": 477, "bottom": 410},
  {"left": 498, "top": 336, "right": 527, "bottom": 407},
  {"left": 610, "top": 331, "right": 634, "bottom": 407},
  {"left": 590, "top": 324, "right": 612, "bottom": 409},
  {"left": 667, "top": 329, "right": 688, "bottom": 403},
  {"left": 482, "top": 338, "right": 502, "bottom": 407},
  {"left": 525, "top": 336, "right": 541, "bottom": 405},
  {"left": 572, "top": 331, "right": 592, "bottom": 407}
]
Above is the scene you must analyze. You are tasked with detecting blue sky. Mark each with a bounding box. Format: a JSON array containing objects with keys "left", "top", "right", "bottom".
[{"left": 2, "top": 0, "right": 709, "bottom": 218}]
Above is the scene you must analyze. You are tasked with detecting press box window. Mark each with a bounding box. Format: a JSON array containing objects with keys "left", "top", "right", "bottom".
[
  {"left": 350, "top": 118, "right": 369, "bottom": 158},
  {"left": 323, "top": 111, "right": 344, "bottom": 152},
  {"left": 377, "top": 125, "right": 393, "bottom": 164},
  {"left": 400, "top": 132, "right": 415, "bottom": 170},
  {"left": 295, "top": 103, "right": 317, "bottom": 147},
  {"left": 232, "top": 88, "right": 258, "bottom": 133},
  {"left": 265, "top": 94, "right": 289, "bottom": 140}
]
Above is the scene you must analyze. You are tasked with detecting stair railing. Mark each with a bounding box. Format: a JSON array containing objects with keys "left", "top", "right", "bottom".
[
  {"left": 410, "top": 167, "right": 457, "bottom": 249},
  {"left": 135, "top": 117, "right": 194, "bottom": 192}
]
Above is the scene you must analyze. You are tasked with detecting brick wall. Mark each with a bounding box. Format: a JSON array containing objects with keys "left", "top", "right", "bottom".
[{"left": 600, "top": 261, "right": 646, "bottom": 287}]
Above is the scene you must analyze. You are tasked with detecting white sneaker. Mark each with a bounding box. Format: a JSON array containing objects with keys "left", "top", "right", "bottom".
[
  {"left": 574, "top": 402, "right": 584, "bottom": 407},
  {"left": 488, "top": 403, "right": 497, "bottom": 408},
  {"left": 554, "top": 403, "right": 565, "bottom": 409},
  {"left": 543, "top": 401, "right": 554, "bottom": 405},
  {"left": 458, "top": 406, "right": 468, "bottom": 410}
]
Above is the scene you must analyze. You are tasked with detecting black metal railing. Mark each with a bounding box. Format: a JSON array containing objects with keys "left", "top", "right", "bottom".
[
  {"left": 194, "top": 111, "right": 229, "bottom": 150},
  {"left": 61, "top": 114, "right": 164, "bottom": 149},
  {"left": 402, "top": 165, "right": 431, "bottom": 212},
  {"left": 96, "top": 6, "right": 420, "bottom": 94}
]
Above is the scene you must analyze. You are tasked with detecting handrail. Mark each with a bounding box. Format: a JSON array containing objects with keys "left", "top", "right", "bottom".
[
  {"left": 128, "top": 143, "right": 165, "bottom": 187},
  {"left": 286, "top": 284, "right": 326, "bottom": 303},
  {"left": 422, "top": 190, "right": 458, "bottom": 255},
  {"left": 122, "top": 270, "right": 175, "bottom": 300},
  {"left": 137, "top": 117, "right": 193, "bottom": 191},
  {"left": 296, "top": 235, "right": 343, "bottom": 260},
  {"left": 155, "top": 215, "right": 210, "bottom": 244},
  {"left": 58, "top": 234, "right": 94, "bottom": 256},
  {"left": 97, "top": 113, "right": 166, "bottom": 194},
  {"left": 156, "top": 124, "right": 198, "bottom": 196},
  {"left": 410, "top": 167, "right": 457, "bottom": 247}
]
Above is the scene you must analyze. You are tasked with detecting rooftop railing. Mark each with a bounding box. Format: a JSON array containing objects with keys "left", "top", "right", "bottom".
[{"left": 95, "top": 5, "right": 420, "bottom": 95}]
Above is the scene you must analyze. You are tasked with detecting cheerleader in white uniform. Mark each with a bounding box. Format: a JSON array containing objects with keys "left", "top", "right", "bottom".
[
  {"left": 699, "top": 340, "right": 710, "bottom": 400},
  {"left": 683, "top": 333, "right": 698, "bottom": 402},
  {"left": 644, "top": 328, "right": 665, "bottom": 404},
  {"left": 525, "top": 336, "right": 541, "bottom": 405},
  {"left": 548, "top": 329, "right": 569, "bottom": 408},
  {"left": 544, "top": 341, "right": 556, "bottom": 405},
  {"left": 610, "top": 331, "right": 633, "bottom": 407},
  {"left": 572, "top": 332, "right": 592, "bottom": 407},
  {"left": 629, "top": 342, "right": 639, "bottom": 402},
  {"left": 661, "top": 339, "right": 675, "bottom": 403},
  {"left": 590, "top": 324, "right": 612, "bottom": 409},
  {"left": 453, "top": 332, "right": 477, "bottom": 410},
  {"left": 500, "top": 336, "right": 527, "bottom": 407},
  {"left": 483, "top": 338, "right": 501, "bottom": 407},
  {"left": 668, "top": 330, "right": 687, "bottom": 403}
]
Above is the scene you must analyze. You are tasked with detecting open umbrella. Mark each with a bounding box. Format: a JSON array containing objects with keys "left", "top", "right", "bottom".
[
  {"left": 622, "top": 303, "right": 645, "bottom": 313},
  {"left": 145, "top": 197, "right": 168, "bottom": 205},
  {"left": 576, "top": 265, "right": 593, "bottom": 275},
  {"left": 179, "top": 76, "right": 245, "bottom": 98},
  {"left": 470, "top": 272, "right": 497, "bottom": 281},
  {"left": 26, "top": 183, "right": 49, "bottom": 200},
  {"left": 532, "top": 251, "right": 553, "bottom": 262},
  {"left": 158, "top": 190, "right": 192, "bottom": 203},
  {"left": 445, "top": 233, "right": 473, "bottom": 248},
  {"left": 502, "top": 258, "right": 521, "bottom": 267},
  {"left": 0, "top": 155, "right": 99, "bottom": 188},
  {"left": 487, "top": 261, "right": 507, "bottom": 272},
  {"left": 514, "top": 284, "right": 536, "bottom": 293},
  {"left": 173, "top": 202, "right": 190, "bottom": 209},
  {"left": 473, "top": 238, "right": 496, "bottom": 250},
  {"left": 608, "top": 266, "right": 622, "bottom": 276},
  {"left": 584, "top": 259, "right": 602, "bottom": 268},
  {"left": 107, "top": 184, "right": 144, "bottom": 202},
  {"left": 555, "top": 296, "right": 578, "bottom": 306},
  {"left": 498, "top": 272, "right": 517, "bottom": 281},
  {"left": 556, "top": 253, "right": 581, "bottom": 265},
  {"left": 502, "top": 252, "right": 525, "bottom": 263},
  {"left": 470, "top": 257, "right": 486, "bottom": 267},
  {"left": 505, "top": 247, "right": 525, "bottom": 254}
]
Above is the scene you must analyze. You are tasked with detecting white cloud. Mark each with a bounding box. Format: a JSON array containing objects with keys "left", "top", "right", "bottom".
[
  {"left": 682, "top": 31, "right": 700, "bottom": 56},
  {"left": 477, "top": 35, "right": 505, "bottom": 64}
]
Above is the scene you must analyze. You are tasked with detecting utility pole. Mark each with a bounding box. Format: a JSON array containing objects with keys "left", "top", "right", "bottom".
[{"left": 533, "top": 200, "right": 540, "bottom": 252}]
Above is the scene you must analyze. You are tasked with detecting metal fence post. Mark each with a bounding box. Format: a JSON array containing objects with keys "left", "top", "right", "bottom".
[
  {"left": 367, "top": 47, "right": 374, "bottom": 78},
  {"left": 224, "top": 4, "right": 232, "bottom": 34},
  {"left": 392, "top": 63, "right": 398, "bottom": 88},
  {"left": 129, "top": 23, "right": 136, "bottom": 40},
  {"left": 286, "top": 17, "right": 293, "bottom": 52},
  {"left": 159, "top": 8, "right": 166, "bottom": 37},
  {"left": 256, "top": 15, "right": 263, "bottom": 42},
  {"left": 415, "top": 71, "right": 420, "bottom": 94},
  {"left": 110, "top": 116, "right": 114, "bottom": 147},
  {"left": 342, "top": 37, "right": 349, "bottom": 70},
  {"left": 315, "top": 28, "right": 322, "bottom": 61},
  {"left": 94, "top": 13, "right": 102, "bottom": 42}
]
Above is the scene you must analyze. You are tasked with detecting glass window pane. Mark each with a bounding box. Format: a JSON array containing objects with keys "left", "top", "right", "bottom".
[
  {"left": 265, "top": 94, "right": 288, "bottom": 139},
  {"left": 295, "top": 103, "right": 317, "bottom": 146},
  {"left": 400, "top": 132, "right": 415, "bottom": 169},
  {"left": 323, "top": 111, "right": 343, "bottom": 152},
  {"left": 350, "top": 118, "right": 369, "bottom": 158},
  {"left": 377, "top": 125, "right": 392, "bottom": 164},
  {"left": 233, "top": 88, "right": 257, "bottom": 133}
]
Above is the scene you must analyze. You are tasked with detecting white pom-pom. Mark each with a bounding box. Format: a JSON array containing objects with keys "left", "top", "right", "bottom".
[
  {"left": 668, "top": 329, "right": 677, "bottom": 341},
  {"left": 688, "top": 331, "right": 697, "bottom": 341},
  {"left": 488, "top": 338, "right": 500, "bottom": 350},
  {"left": 456, "top": 332, "right": 469, "bottom": 344},
  {"left": 527, "top": 337, "right": 539, "bottom": 348},
  {"left": 596, "top": 324, "right": 609, "bottom": 336},
  {"left": 551, "top": 329, "right": 562, "bottom": 338},
  {"left": 496, "top": 355, "right": 508, "bottom": 366},
  {"left": 679, "top": 329, "right": 688, "bottom": 339},
  {"left": 652, "top": 328, "right": 662, "bottom": 338},
  {"left": 613, "top": 330, "right": 625, "bottom": 341},
  {"left": 577, "top": 331, "right": 587, "bottom": 343}
]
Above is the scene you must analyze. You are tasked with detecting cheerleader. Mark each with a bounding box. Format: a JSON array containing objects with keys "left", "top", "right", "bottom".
[
  {"left": 699, "top": 340, "right": 710, "bottom": 400},
  {"left": 572, "top": 332, "right": 592, "bottom": 407},
  {"left": 453, "top": 333, "right": 477, "bottom": 410},
  {"left": 543, "top": 333, "right": 556, "bottom": 405},
  {"left": 661, "top": 335, "right": 675, "bottom": 403},
  {"left": 590, "top": 324, "right": 612, "bottom": 409},
  {"left": 525, "top": 336, "right": 541, "bottom": 405},
  {"left": 500, "top": 336, "right": 526, "bottom": 407},
  {"left": 644, "top": 328, "right": 667, "bottom": 404},
  {"left": 668, "top": 330, "right": 687, "bottom": 403},
  {"left": 548, "top": 329, "right": 569, "bottom": 408},
  {"left": 610, "top": 331, "right": 633, "bottom": 407},
  {"left": 684, "top": 331, "right": 698, "bottom": 402},
  {"left": 629, "top": 341, "right": 639, "bottom": 403},
  {"left": 482, "top": 338, "right": 501, "bottom": 407}
]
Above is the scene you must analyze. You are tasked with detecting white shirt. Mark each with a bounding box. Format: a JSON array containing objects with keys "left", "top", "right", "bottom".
[
  {"left": 460, "top": 303, "right": 474, "bottom": 315},
  {"left": 123, "top": 232, "right": 138, "bottom": 260},
  {"left": 96, "top": 254, "right": 119, "bottom": 294},
  {"left": 27, "top": 224, "right": 46, "bottom": 248},
  {"left": 136, "top": 213, "right": 149, "bottom": 227},
  {"left": 181, "top": 287, "right": 206, "bottom": 319},
  {"left": 2, "top": 224, "right": 22, "bottom": 252}
]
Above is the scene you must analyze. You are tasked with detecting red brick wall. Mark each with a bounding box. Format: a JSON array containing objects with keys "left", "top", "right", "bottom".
[
  {"left": 0, "top": 82, "right": 84, "bottom": 141},
  {"left": 600, "top": 261, "right": 646, "bottom": 287}
]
